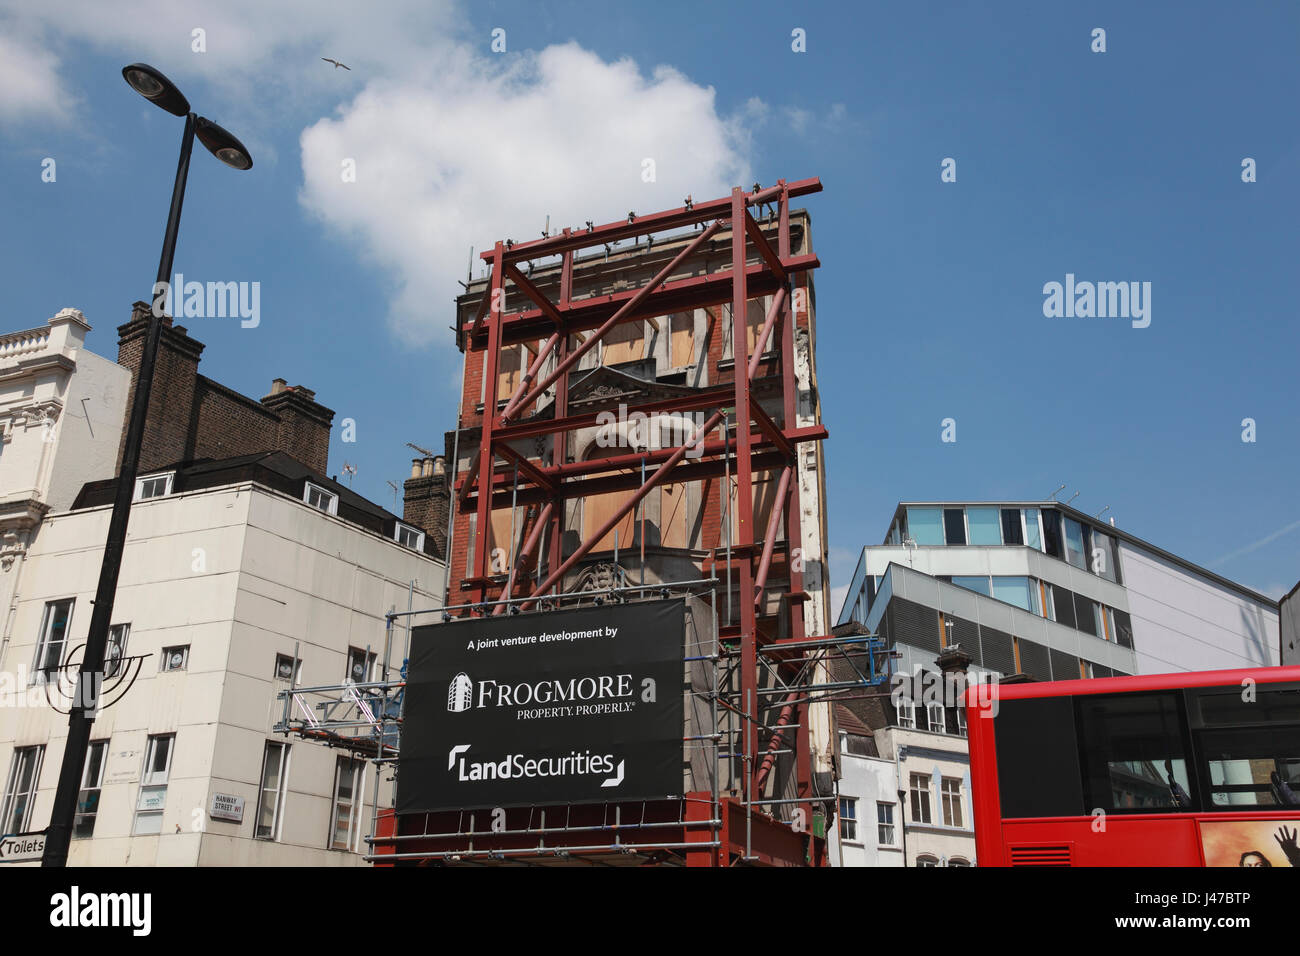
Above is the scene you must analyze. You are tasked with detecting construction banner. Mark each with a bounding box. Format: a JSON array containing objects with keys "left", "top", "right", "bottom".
[{"left": 397, "top": 598, "right": 685, "bottom": 813}]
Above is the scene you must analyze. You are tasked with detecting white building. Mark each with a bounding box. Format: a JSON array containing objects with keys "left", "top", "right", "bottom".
[
  {"left": 0, "top": 454, "right": 443, "bottom": 865},
  {"left": 829, "top": 711, "right": 905, "bottom": 868}
]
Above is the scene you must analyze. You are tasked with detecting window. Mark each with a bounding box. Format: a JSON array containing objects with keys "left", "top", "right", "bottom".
[
  {"left": 1077, "top": 692, "right": 1193, "bottom": 811},
  {"left": 906, "top": 507, "right": 943, "bottom": 545},
  {"left": 1051, "top": 586, "right": 1077, "bottom": 629},
  {"left": 1041, "top": 509, "right": 1064, "bottom": 560},
  {"left": 942, "top": 508, "right": 966, "bottom": 545},
  {"left": 1000, "top": 508, "right": 1024, "bottom": 546},
  {"left": 74, "top": 741, "right": 108, "bottom": 839},
  {"left": 952, "top": 575, "right": 991, "bottom": 597},
  {"left": 31, "top": 598, "right": 74, "bottom": 683},
  {"left": 1089, "top": 528, "right": 1121, "bottom": 584},
  {"left": 274, "top": 654, "right": 301, "bottom": 682},
  {"left": 1, "top": 746, "right": 44, "bottom": 834},
  {"left": 255, "top": 741, "right": 290, "bottom": 840},
  {"left": 304, "top": 482, "right": 338, "bottom": 516},
  {"left": 134, "top": 734, "right": 174, "bottom": 835},
  {"left": 926, "top": 702, "right": 947, "bottom": 734},
  {"left": 909, "top": 772, "right": 932, "bottom": 824},
  {"left": 916, "top": 854, "right": 939, "bottom": 867},
  {"left": 838, "top": 797, "right": 858, "bottom": 841},
  {"left": 949, "top": 857, "right": 971, "bottom": 867},
  {"left": 1023, "top": 507, "right": 1042, "bottom": 550},
  {"left": 1190, "top": 685, "right": 1300, "bottom": 808},
  {"left": 160, "top": 645, "right": 189, "bottom": 672},
  {"left": 134, "top": 472, "right": 173, "bottom": 500},
  {"left": 877, "top": 802, "right": 896, "bottom": 846},
  {"left": 896, "top": 698, "right": 915, "bottom": 729},
  {"left": 941, "top": 777, "right": 964, "bottom": 827},
  {"left": 1074, "top": 592, "right": 1100, "bottom": 637},
  {"left": 955, "top": 705, "right": 967, "bottom": 738},
  {"left": 346, "top": 647, "right": 376, "bottom": 683},
  {"left": 966, "top": 507, "right": 1001, "bottom": 545},
  {"left": 330, "top": 756, "right": 365, "bottom": 850},
  {"left": 106, "top": 623, "right": 129, "bottom": 679},
  {"left": 1111, "top": 609, "right": 1134, "bottom": 648},
  {"left": 991, "top": 576, "right": 1036, "bottom": 613},
  {"left": 1063, "top": 517, "right": 1087, "bottom": 569},
  {"left": 395, "top": 523, "right": 425, "bottom": 551}
]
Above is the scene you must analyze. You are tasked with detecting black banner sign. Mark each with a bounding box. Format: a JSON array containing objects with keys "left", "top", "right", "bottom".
[{"left": 397, "top": 598, "right": 685, "bottom": 812}]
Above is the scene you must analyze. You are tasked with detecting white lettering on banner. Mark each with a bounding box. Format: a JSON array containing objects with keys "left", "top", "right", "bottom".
[
  {"left": 472, "top": 673, "right": 636, "bottom": 709},
  {"left": 449, "top": 745, "right": 624, "bottom": 788}
]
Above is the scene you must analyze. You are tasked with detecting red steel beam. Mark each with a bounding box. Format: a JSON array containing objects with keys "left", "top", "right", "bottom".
[
  {"left": 749, "top": 398, "right": 794, "bottom": 462},
  {"left": 753, "top": 466, "right": 793, "bottom": 608},
  {"left": 482, "top": 177, "right": 822, "bottom": 265},
  {"left": 503, "top": 263, "right": 566, "bottom": 327},
  {"left": 492, "top": 502, "right": 554, "bottom": 615},
  {"left": 746, "top": 286, "right": 787, "bottom": 382},
  {"left": 517, "top": 410, "right": 725, "bottom": 611},
  {"left": 744, "top": 210, "right": 788, "bottom": 285},
  {"left": 496, "top": 442, "right": 556, "bottom": 495},
  {"left": 502, "top": 220, "right": 725, "bottom": 423},
  {"left": 463, "top": 255, "right": 819, "bottom": 348}
]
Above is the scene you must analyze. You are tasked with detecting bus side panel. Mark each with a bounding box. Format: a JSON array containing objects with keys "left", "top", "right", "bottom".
[
  {"left": 1001, "top": 818, "right": 1204, "bottom": 866},
  {"left": 965, "top": 693, "right": 1005, "bottom": 865}
]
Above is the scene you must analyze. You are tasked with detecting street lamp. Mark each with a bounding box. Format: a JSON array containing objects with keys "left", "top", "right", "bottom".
[{"left": 41, "top": 63, "right": 252, "bottom": 868}]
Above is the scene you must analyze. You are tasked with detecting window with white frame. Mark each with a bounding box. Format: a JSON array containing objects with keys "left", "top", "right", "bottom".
[
  {"left": 31, "top": 598, "right": 74, "bottom": 683},
  {"left": 926, "top": 701, "right": 947, "bottom": 734},
  {"left": 255, "top": 741, "right": 290, "bottom": 840},
  {"left": 896, "top": 698, "right": 915, "bottom": 729},
  {"left": 394, "top": 522, "right": 425, "bottom": 551},
  {"left": 956, "top": 705, "right": 968, "bottom": 738},
  {"left": 134, "top": 734, "right": 174, "bottom": 835},
  {"left": 941, "top": 777, "right": 964, "bottom": 828},
  {"left": 134, "top": 472, "right": 174, "bottom": 501},
  {"left": 917, "top": 854, "right": 939, "bottom": 867},
  {"left": 877, "top": 802, "right": 896, "bottom": 846},
  {"left": 1, "top": 745, "right": 44, "bottom": 834},
  {"left": 949, "top": 857, "right": 971, "bottom": 867},
  {"left": 159, "top": 645, "right": 189, "bottom": 672},
  {"left": 106, "top": 623, "right": 130, "bottom": 679},
  {"left": 909, "top": 775, "right": 930, "bottom": 827},
  {"left": 330, "top": 756, "right": 364, "bottom": 851},
  {"left": 909, "top": 772, "right": 932, "bottom": 824},
  {"left": 838, "top": 797, "right": 858, "bottom": 841},
  {"left": 74, "top": 740, "right": 109, "bottom": 839},
  {"left": 304, "top": 482, "right": 338, "bottom": 516}
]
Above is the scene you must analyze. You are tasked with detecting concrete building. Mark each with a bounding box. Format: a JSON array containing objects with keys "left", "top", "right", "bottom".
[
  {"left": 831, "top": 500, "right": 1281, "bottom": 865},
  {"left": 0, "top": 305, "right": 445, "bottom": 865},
  {"left": 829, "top": 706, "right": 904, "bottom": 867}
]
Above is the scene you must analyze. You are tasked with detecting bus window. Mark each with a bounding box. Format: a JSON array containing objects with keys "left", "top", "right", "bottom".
[
  {"left": 1197, "top": 726, "right": 1300, "bottom": 808},
  {"left": 1076, "top": 693, "right": 1194, "bottom": 811}
]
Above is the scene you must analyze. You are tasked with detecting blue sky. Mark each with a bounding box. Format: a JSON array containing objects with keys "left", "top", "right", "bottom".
[{"left": 1, "top": 1, "right": 1297, "bottom": 611}]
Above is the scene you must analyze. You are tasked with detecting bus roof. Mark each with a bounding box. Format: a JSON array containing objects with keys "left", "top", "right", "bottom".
[{"left": 967, "top": 664, "right": 1300, "bottom": 704}]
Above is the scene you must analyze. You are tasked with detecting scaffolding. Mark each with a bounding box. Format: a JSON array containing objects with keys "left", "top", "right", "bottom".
[{"left": 275, "top": 180, "right": 884, "bottom": 865}]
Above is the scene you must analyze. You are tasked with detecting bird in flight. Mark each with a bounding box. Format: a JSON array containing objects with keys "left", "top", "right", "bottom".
[{"left": 321, "top": 57, "right": 351, "bottom": 70}]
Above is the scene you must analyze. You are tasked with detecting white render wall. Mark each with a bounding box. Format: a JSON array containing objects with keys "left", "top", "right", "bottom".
[
  {"left": 0, "top": 481, "right": 443, "bottom": 865},
  {"left": 830, "top": 742, "right": 904, "bottom": 867},
  {"left": 1118, "top": 541, "right": 1279, "bottom": 674}
]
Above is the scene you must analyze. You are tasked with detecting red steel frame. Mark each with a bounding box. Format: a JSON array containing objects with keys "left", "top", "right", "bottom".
[
  {"left": 968, "top": 665, "right": 1300, "bottom": 867},
  {"left": 432, "top": 179, "right": 829, "bottom": 866}
]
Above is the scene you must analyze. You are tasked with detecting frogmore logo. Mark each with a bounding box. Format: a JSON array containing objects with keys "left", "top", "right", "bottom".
[{"left": 447, "top": 672, "right": 473, "bottom": 713}]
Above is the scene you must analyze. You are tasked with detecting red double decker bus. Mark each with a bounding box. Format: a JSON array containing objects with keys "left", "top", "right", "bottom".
[{"left": 967, "top": 666, "right": 1300, "bottom": 866}]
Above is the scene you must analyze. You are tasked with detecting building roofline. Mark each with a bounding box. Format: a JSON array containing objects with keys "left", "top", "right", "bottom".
[{"left": 882, "top": 501, "right": 1279, "bottom": 609}]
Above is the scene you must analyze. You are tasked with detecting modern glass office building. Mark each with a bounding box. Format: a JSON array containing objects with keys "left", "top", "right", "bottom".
[{"left": 837, "top": 501, "right": 1280, "bottom": 681}]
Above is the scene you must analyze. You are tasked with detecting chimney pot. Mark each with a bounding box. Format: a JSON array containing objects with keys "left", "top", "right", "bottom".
[
  {"left": 271, "top": 378, "right": 287, "bottom": 395},
  {"left": 411, "top": 458, "right": 423, "bottom": 479}
]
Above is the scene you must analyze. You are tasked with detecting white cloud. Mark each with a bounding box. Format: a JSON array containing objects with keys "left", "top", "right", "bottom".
[
  {"left": 0, "top": 28, "right": 77, "bottom": 126},
  {"left": 299, "top": 41, "right": 751, "bottom": 343}
]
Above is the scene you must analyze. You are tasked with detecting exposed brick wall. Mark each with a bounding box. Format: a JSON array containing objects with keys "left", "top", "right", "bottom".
[
  {"left": 403, "top": 456, "right": 450, "bottom": 560},
  {"left": 116, "top": 301, "right": 335, "bottom": 474}
]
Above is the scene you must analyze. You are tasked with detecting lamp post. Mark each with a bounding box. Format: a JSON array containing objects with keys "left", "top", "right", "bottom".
[{"left": 42, "top": 64, "right": 252, "bottom": 867}]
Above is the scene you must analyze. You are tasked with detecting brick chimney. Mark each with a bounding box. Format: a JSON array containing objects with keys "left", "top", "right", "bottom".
[
  {"left": 403, "top": 455, "right": 449, "bottom": 559},
  {"left": 116, "top": 300, "right": 204, "bottom": 473},
  {"left": 259, "top": 382, "right": 334, "bottom": 475}
]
